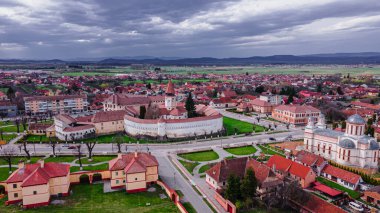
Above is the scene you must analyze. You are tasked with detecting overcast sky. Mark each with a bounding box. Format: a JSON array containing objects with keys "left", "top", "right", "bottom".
[{"left": 1, "top": 0, "right": 380, "bottom": 59}]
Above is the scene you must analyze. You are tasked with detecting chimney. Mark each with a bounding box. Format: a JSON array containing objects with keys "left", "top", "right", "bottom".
[
  {"left": 272, "top": 164, "right": 276, "bottom": 172},
  {"left": 134, "top": 151, "right": 138, "bottom": 158},
  {"left": 18, "top": 160, "right": 25, "bottom": 169},
  {"left": 117, "top": 153, "right": 123, "bottom": 160},
  {"left": 38, "top": 159, "right": 45, "bottom": 168}
]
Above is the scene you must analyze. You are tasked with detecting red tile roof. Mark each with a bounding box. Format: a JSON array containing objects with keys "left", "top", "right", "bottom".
[
  {"left": 267, "top": 155, "right": 313, "bottom": 179},
  {"left": 124, "top": 158, "right": 146, "bottom": 174},
  {"left": 314, "top": 182, "right": 342, "bottom": 197},
  {"left": 321, "top": 165, "right": 361, "bottom": 184},
  {"left": 166, "top": 80, "right": 175, "bottom": 95},
  {"left": 109, "top": 152, "right": 158, "bottom": 171},
  {"left": 295, "top": 150, "right": 326, "bottom": 167},
  {"left": 6, "top": 162, "right": 70, "bottom": 187}
]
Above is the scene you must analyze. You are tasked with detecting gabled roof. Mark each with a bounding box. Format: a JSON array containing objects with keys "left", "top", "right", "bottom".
[
  {"left": 6, "top": 162, "right": 70, "bottom": 187},
  {"left": 321, "top": 165, "right": 361, "bottom": 184},
  {"left": 295, "top": 150, "right": 326, "bottom": 167},
  {"left": 267, "top": 155, "right": 313, "bottom": 179},
  {"left": 206, "top": 157, "right": 248, "bottom": 182},
  {"left": 124, "top": 158, "right": 146, "bottom": 174},
  {"left": 55, "top": 114, "right": 76, "bottom": 125},
  {"left": 109, "top": 152, "right": 158, "bottom": 171}
]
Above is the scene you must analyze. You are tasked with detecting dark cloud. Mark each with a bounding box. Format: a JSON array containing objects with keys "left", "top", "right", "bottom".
[{"left": 0, "top": 0, "right": 380, "bottom": 59}]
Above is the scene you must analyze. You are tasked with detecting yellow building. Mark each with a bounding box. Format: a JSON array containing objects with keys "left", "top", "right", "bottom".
[
  {"left": 5, "top": 160, "right": 70, "bottom": 208},
  {"left": 108, "top": 152, "right": 159, "bottom": 192}
]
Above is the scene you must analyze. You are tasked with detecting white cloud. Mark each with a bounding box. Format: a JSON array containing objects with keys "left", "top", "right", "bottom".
[{"left": 0, "top": 42, "right": 26, "bottom": 51}]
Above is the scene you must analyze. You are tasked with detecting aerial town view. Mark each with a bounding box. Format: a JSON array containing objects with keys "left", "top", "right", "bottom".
[{"left": 1, "top": 1, "right": 380, "bottom": 213}]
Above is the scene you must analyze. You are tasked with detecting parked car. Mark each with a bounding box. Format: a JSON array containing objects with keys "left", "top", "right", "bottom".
[
  {"left": 67, "top": 146, "right": 77, "bottom": 150},
  {"left": 269, "top": 137, "right": 276, "bottom": 141},
  {"left": 349, "top": 202, "right": 364, "bottom": 212}
]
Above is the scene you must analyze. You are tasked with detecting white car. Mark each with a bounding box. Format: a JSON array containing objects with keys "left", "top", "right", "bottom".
[{"left": 349, "top": 202, "right": 364, "bottom": 212}]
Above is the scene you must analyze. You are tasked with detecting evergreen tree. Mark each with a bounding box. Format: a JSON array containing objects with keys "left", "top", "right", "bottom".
[
  {"left": 185, "top": 92, "right": 196, "bottom": 118},
  {"left": 6, "top": 87, "right": 15, "bottom": 101},
  {"left": 337, "top": 86, "right": 344, "bottom": 95},
  {"left": 240, "top": 168, "right": 257, "bottom": 200},
  {"left": 287, "top": 95, "right": 294, "bottom": 104},
  {"left": 146, "top": 83, "right": 152, "bottom": 90},
  {"left": 316, "top": 84, "right": 322, "bottom": 92},
  {"left": 255, "top": 86, "right": 265, "bottom": 94},
  {"left": 139, "top": 106, "right": 146, "bottom": 119},
  {"left": 225, "top": 174, "right": 241, "bottom": 203}
]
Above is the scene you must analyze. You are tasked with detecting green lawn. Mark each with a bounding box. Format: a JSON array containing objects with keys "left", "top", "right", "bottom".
[
  {"left": 316, "top": 177, "right": 361, "bottom": 199},
  {"left": 0, "top": 167, "right": 13, "bottom": 181},
  {"left": 178, "top": 150, "right": 219, "bottom": 162},
  {"left": 70, "top": 163, "right": 109, "bottom": 173},
  {"left": 45, "top": 156, "right": 77, "bottom": 163},
  {"left": 198, "top": 164, "right": 212, "bottom": 174},
  {"left": 0, "top": 133, "right": 17, "bottom": 143},
  {"left": 25, "top": 134, "right": 50, "bottom": 142},
  {"left": 178, "top": 159, "right": 199, "bottom": 175},
  {"left": 83, "top": 134, "right": 152, "bottom": 144},
  {"left": 182, "top": 202, "right": 197, "bottom": 213},
  {"left": 0, "top": 124, "right": 27, "bottom": 133},
  {"left": 257, "top": 145, "right": 285, "bottom": 157},
  {"left": 0, "top": 183, "right": 180, "bottom": 213},
  {"left": 223, "top": 117, "right": 266, "bottom": 135},
  {"left": 224, "top": 146, "right": 257, "bottom": 155},
  {"left": 0, "top": 156, "right": 44, "bottom": 166},
  {"left": 82, "top": 155, "right": 116, "bottom": 164}
]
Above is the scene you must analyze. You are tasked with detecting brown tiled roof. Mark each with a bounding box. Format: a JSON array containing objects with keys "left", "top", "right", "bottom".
[
  {"left": 0, "top": 100, "right": 15, "bottom": 106},
  {"left": 105, "top": 94, "right": 150, "bottom": 106},
  {"left": 24, "top": 94, "right": 86, "bottom": 102},
  {"left": 76, "top": 110, "right": 126, "bottom": 123},
  {"left": 274, "top": 104, "right": 320, "bottom": 113},
  {"left": 124, "top": 158, "right": 146, "bottom": 174},
  {"left": 301, "top": 194, "right": 346, "bottom": 213},
  {"left": 55, "top": 114, "right": 76, "bottom": 125},
  {"left": 250, "top": 99, "right": 272, "bottom": 107},
  {"left": 295, "top": 150, "right": 326, "bottom": 167},
  {"left": 28, "top": 123, "right": 52, "bottom": 131},
  {"left": 64, "top": 124, "right": 94, "bottom": 132},
  {"left": 267, "top": 155, "right": 313, "bottom": 179},
  {"left": 206, "top": 157, "right": 248, "bottom": 182}
]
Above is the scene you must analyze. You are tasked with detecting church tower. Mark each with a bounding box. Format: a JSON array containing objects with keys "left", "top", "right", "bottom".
[{"left": 165, "top": 80, "right": 176, "bottom": 110}]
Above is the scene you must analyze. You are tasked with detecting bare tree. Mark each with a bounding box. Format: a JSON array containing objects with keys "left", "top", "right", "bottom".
[
  {"left": 49, "top": 138, "right": 58, "bottom": 157},
  {"left": 21, "top": 116, "right": 28, "bottom": 131},
  {"left": 0, "top": 146, "right": 17, "bottom": 173},
  {"left": 72, "top": 144, "right": 84, "bottom": 169},
  {"left": 14, "top": 119, "right": 20, "bottom": 133},
  {"left": 277, "top": 180, "right": 310, "bottom": 209},
  {"left": 85, "top": 140, "right": 96, "bottom": 160},
  {"left": 0, "top": 129, "right": 3, "bottom": 141},
  {"left": 22, "top": 139, "right": 31, "bottom": 161}
]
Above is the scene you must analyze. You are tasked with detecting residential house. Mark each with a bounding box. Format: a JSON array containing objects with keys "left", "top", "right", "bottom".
[
  {"left": 267, "top": 155, "right": 316, "bottom": 188},
  {"left": 294, "top": 150, "right": 327, "bottom": 176},
  {"left": 206, "top": 157, "right": 283, "bottom": 199},
  {"left": 5, "top": 160, "right": 70, "bottom": 208},
  {"left": 320, "top": 165, "right": 362, "bottom": 190},
  {"left": 108, "top": 152, "right": 159, "bottom": 192},
  {"left": 362, "top": 186, "right": 380, "bottom": 207},
  {"left": 0, "top": 100, "right": 17, "bottom": 117}
]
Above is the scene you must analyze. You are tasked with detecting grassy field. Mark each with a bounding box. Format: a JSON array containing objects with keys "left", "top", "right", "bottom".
[
  {"left": 198, "top": 164, "right": 212, "bottom": 174},
  {"left": 0, "top": 167, "right": 13, "bottom": 181},
  {"left": 122, "top": 78, "right": 210, "bottom": 86},
  {"left": 0, "top": 124, "right": 27, "bottom": 133},
  {"left": 178, "top": 159, "right": 199, "bottom": 175},
  {"left": 0, "top": 183, "right": 180, "bottom": 213},
  {"left": 223, "top": 117, "right": 266, "bottom": 135},
  {"left": 224, "top": 146, "right": 257, "bottom": 155},
  {"left": 160, "top": 65, "right": 380, "bottom": 76},
  {"left": 63, "top": 72, "right": 117, "bottom": 76},
  {"left": 83, "top": 134, "right": 151, "bottom": 144},
  {"left": 70, "top": 163, "right": 109, "bottom": 173},
  {"left": 81, "top": 155, "right": 116, "bottom": 164},
  {"left": 45, "top": 156, "right": 77, "bottom": 163},
  {"left": 0, "top": 133, "right": 17, "bottom": 143},
  {"left": 316, "top": 177, "right": 361, "bottom": 199},
  {"left": 257, "top": 145, "right": 285, "bottom": 157},
  {"left": 25, "top": 134, "right": 50, "bottom": 142},
  {"left": 178, "top": 150, "right": 219, "bottom": 162}
]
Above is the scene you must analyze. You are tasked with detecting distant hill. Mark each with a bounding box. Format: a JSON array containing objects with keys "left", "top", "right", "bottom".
[{"left": 1, "top": 52, "right": 380, "bottom": 65}]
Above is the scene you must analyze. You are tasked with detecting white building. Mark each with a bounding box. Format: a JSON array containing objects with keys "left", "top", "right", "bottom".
[
  {"left": 124, "top": 80, "right": 223, "bottom": 138},
  {"left": 54, "top": 114, "right": 95, "bottom": 141},
  {"left": 304, "top": 114, "right": 379, "bottom": 169}
]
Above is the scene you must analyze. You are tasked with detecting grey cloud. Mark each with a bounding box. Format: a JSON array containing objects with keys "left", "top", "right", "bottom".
[{"left": 0, "top": 0, "right": 380, "bottom": 59}]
